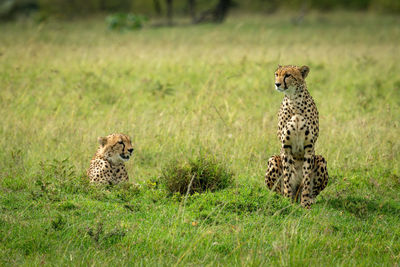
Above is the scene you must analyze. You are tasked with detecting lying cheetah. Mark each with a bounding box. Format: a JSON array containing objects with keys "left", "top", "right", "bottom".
[
  {"left": 265, "top": 65, "right": 328, "bottom": 208},
  {"left": 87, "top": 133, "right": 134, "bottom": 184}
]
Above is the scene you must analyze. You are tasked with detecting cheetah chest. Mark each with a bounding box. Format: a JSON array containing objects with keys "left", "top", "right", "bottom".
[
  {"left": 290, "top": 160, "right": 305, "bottom": 189},
  {"left": 291, "top": 129, "right": 305, "bottom": 157},
  {"left": 284, "top": 114, "right": 307, "bottom": 159}
]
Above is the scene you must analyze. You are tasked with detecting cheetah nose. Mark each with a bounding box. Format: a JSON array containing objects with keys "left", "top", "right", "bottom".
[
  {"left": 275, "top": 83, "right": 281, "bottom": 87},
  {"left": 128, "top": 148, "right": 134, "bottom": 153}
]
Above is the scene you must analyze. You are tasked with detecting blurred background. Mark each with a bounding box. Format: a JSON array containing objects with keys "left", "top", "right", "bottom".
[
  {"left": 1, "top": 0, "right": 400, "bottom": 23},
  {"left": 0, "top": 0, "right": 399, "bottom": 265}
]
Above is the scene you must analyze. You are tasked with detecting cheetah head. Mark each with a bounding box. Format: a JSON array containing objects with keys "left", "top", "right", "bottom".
[
  {"left": 98, "top": 133, "right": 134, "bottom": 164},
  {"left": 274, "top": 65, "right": 309, "bottom": 94}
]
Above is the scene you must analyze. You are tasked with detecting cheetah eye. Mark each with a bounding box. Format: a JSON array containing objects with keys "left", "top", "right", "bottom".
[
  {"left": 118, "top": 141, "right": 123, "bottom": 144},
  {"left": 275, "top": 73, "right": 278, "bottom": 77},
  {"left": 284, "top": 74, "right": 291, "bottom": 78}
]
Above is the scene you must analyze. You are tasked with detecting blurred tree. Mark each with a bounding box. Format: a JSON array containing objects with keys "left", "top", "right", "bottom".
[
  {"left": 153, "top": 0, "right": 161, "bottom": 15},
  {"left": 193, "top": 0, "right": 233, "bottom": 24},
  {"left": 370, "top": 0, "right": 400, "bottom": 13},
  {"left": 156, "top": 0, "right": 233, "bottom": 26},
  {"left": 0, "top": 0, "right": 37, "bottom": 19},
  {"left": 213, "top": 0, "right": 232, "bottom": 23},
  {"left": 166, "top": 0, "right": 173, "bottom": 25},
  {"left": 99, "top": 0, "right": 131, "bottom": 12},
  {"left": 188, "top": 0, "right": 196, "bottom": 23}
]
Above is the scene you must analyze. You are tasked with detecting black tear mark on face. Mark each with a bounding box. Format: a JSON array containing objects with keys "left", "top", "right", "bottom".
[
  {"left": 283, "top": 73, "right": 291, "bottom": 89},
  {"left": 120, "top": 141, "right": 125, "bottom": 152}
]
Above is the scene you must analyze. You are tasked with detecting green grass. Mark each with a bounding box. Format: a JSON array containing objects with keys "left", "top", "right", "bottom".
[{"left": 0, "top": 11, "right": 400, "bottom": 266}]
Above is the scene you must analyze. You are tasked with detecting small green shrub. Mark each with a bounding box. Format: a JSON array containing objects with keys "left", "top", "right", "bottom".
[
  {"left": 32, "top": 158, "right": 90, "bottom": 202},
  {"left": 113, "top": 182, "right": 141, "bottom": 202},
  {"left": 148, "top": 80, "right": 175, "bottom": 98},
  {"left": 160, "top": 154, "right": 234, "bottom": 195},
  {"left": 51, "top": 214, "right": 66, "bottom": 231},
  {"left": 106, "top": 13, "right": 148, "bottom": 31},
  {"left": 86, "top": 222, "right": 127, "bottom": 247},
  {"left": 369, "top": 0, "right": 400, "bottom": 13}
]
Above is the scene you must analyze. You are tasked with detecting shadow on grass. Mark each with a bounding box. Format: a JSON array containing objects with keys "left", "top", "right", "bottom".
[{"left": 323, "top": 196, "right": 400, "bottom": 218}]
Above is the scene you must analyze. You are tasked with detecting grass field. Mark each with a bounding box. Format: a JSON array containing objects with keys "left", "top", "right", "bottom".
[{"left": 0, "top": 11, "right": 400, "bottom": 266}]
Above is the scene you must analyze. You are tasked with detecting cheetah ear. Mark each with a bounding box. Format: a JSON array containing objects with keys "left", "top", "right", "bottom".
[
  {"left": 277, "top": 64, "right": 282, "bottom": 69},
  {"left": 300, "top": 65, "right": 310, "bottom": 79},
  {"left": 98, "top": 136, "right": 107, "bottom": 147}
]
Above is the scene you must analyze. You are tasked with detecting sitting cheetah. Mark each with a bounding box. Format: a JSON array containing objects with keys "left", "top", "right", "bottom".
[
  {"left": 265, "top": 65, "right": 328, "bottom": 208},
  {"left": 87, "top": 133, "right": 134, "bottom": 184}
]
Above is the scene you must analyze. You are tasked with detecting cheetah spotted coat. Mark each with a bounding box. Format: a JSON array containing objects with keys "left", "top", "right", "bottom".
[
  {"left": 265, "top": 65, "right": 329, "bottom": 208},
  {"left": 87, "top": 133, "right": 134, "bottom": 185}
]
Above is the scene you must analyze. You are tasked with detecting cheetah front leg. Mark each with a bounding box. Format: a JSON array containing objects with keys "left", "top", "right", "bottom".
[
  {"left": 281, "top": 149, "right": 296, "bottom": 200},
  {"left": 301, "top": 142, "right": 315, "bottom": 209},
  {"left": 280, "top": 122, "right": 299, "bottom": 200},
  {"left": 265, "top": 155, "right": 283, "bottom": 194}
]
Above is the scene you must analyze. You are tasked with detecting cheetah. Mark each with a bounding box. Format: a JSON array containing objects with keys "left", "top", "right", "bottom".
[
  {"left": 87, "top": 133, "right": 134, "bottom": 185},
  {"left": 265, "top": 65, "right": 328, "bottom": 208}
]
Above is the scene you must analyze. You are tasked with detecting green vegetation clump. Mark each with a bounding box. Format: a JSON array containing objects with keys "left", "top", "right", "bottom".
[
  {"left": 160, "top": 154, "right": 234, "bottom": 195},
  {"left": 106, "top": 13, "right": 148, "bottom": 31}
]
